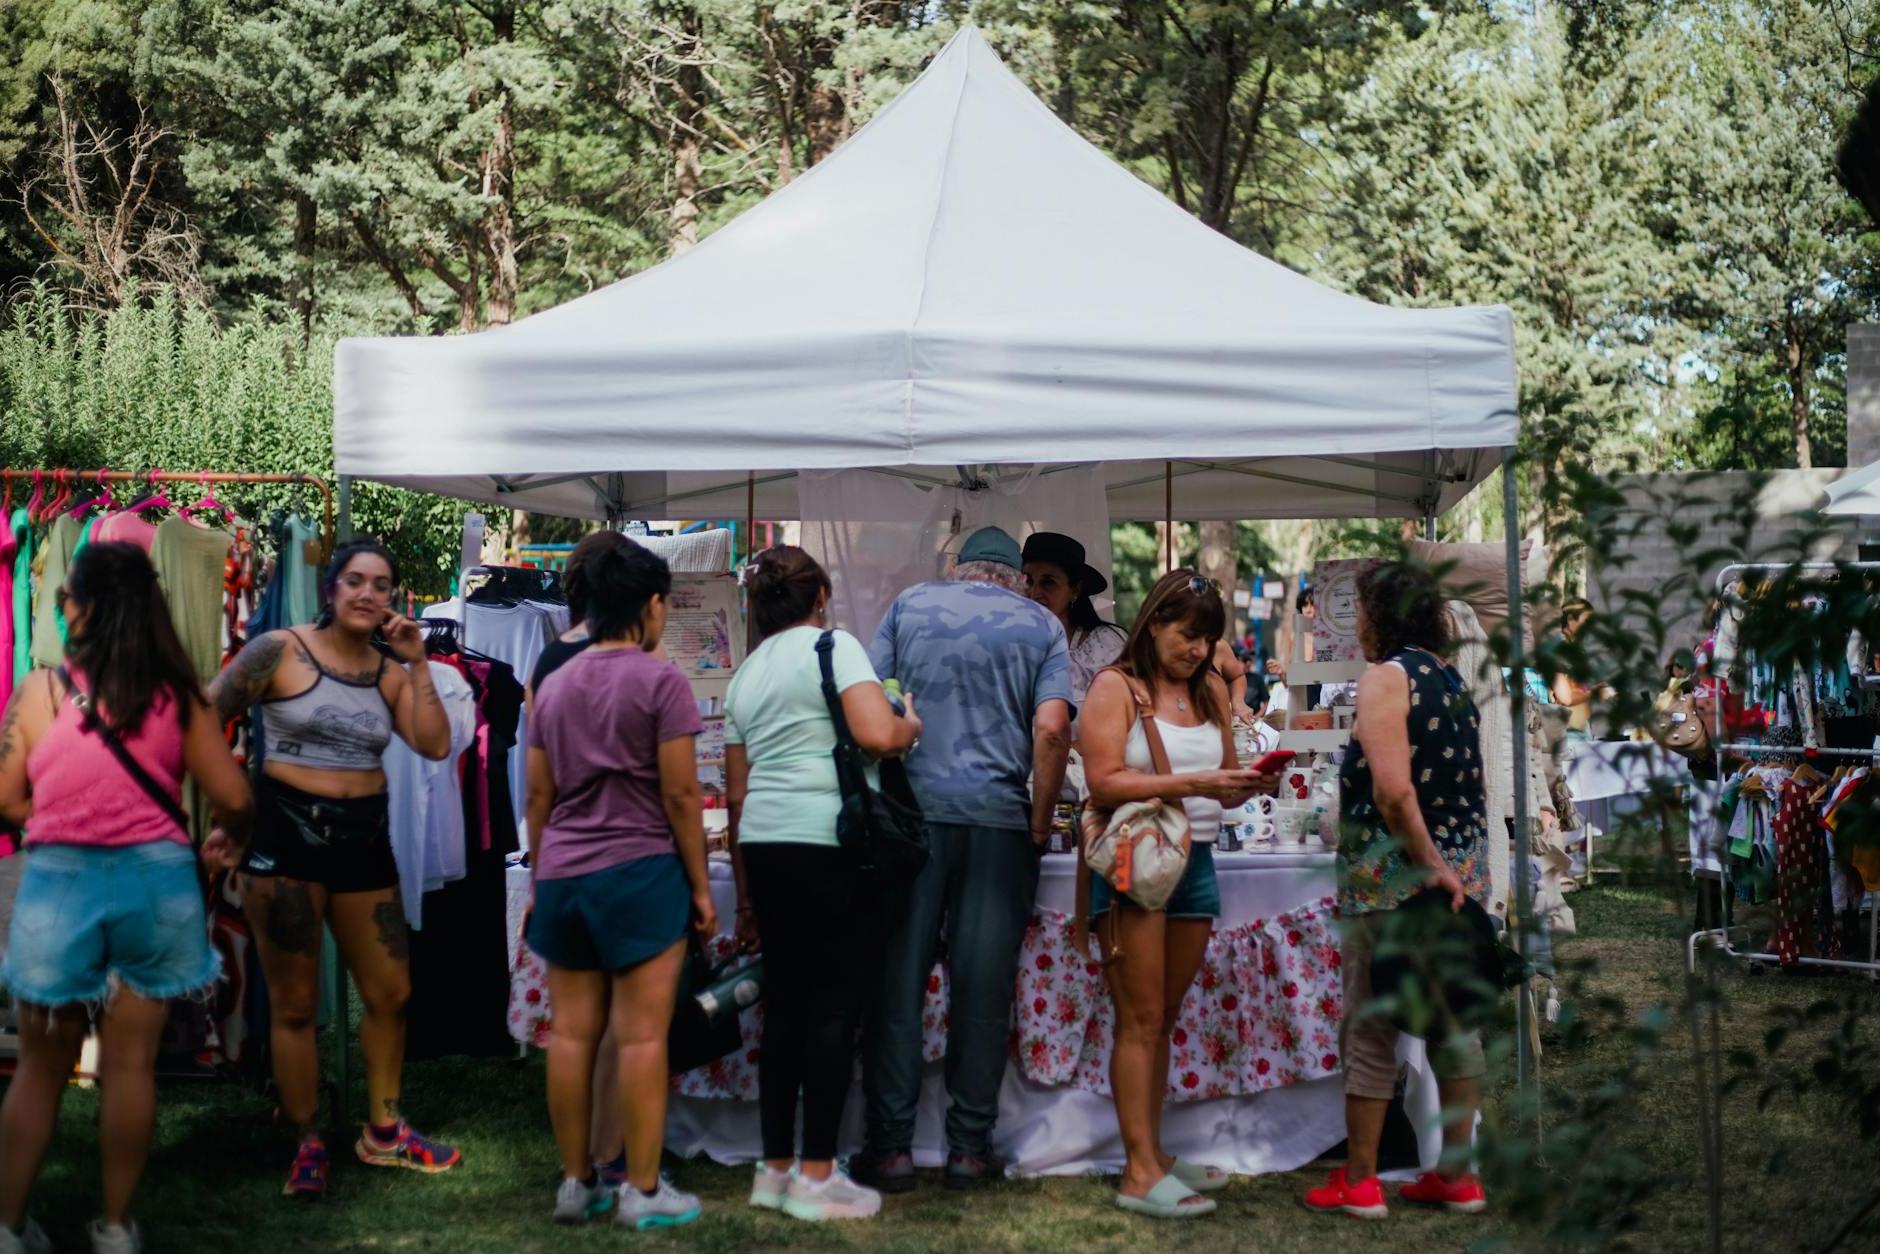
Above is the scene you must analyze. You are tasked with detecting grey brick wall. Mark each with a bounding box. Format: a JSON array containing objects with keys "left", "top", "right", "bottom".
[
  {"left": 1592, "top": 470, "right": 1860, "bottom": 654},
  {"left": 1853, "top": 324, "right": 1880, "bottom": 470}
]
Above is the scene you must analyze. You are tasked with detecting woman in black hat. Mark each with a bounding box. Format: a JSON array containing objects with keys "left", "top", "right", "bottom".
[{"left": 1022, "top": 532, "right": 1128, "bottom": 709}]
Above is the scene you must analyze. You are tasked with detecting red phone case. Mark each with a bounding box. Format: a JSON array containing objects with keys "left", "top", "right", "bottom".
[{"left": 1252, "top": 750, "right": 1297, "bottom": 774}]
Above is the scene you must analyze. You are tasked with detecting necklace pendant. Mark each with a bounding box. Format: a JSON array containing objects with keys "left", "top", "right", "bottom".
[{"left": 1176, "top": 697, "right": 1188, "bottom": 712}]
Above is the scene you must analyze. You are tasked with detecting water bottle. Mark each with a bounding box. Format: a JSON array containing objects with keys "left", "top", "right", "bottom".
[{"left": 882, "top": 678, "right": 906, "bottom": 716}]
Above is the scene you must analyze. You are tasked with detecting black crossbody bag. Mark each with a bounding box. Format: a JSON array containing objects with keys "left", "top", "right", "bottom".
[
  {"left": 815, "top": 632, "right": 930, "bottom": 880},
  {"left": 55, "top": 666, "right": 191, "bottom": 836}
]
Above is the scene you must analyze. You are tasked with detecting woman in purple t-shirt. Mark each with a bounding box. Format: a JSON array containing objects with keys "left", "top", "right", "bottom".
[{"left": 524, "top": 540, "right": 716, "bottom": 1230}]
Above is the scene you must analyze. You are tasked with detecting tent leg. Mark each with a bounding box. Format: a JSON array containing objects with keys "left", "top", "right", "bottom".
[
  {"left": 1423, "top": 505, "right": 1438, "bottom": 542},
  {"left": 1502, "top": 449, "right": 1535, "bottom": 1103},
  {"left": 327, "top": 475, "right": 354, "bottom": 1139},
  {"left": 1164, "top": 461, "right": 1173, "bottom": 572}
]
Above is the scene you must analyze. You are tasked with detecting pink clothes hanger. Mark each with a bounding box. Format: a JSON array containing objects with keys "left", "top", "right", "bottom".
[
  {"left": 65, "top": 468, "right": 114, "bottom": 520},
  {"left": 24, "top": 471, "right": 44, "bottom": 522},
  {"left": 180, "top": 471, "right": 236, "bottom": 526},
  {"left": 130, "top": 469, "right": 173, "bottom": 516}
]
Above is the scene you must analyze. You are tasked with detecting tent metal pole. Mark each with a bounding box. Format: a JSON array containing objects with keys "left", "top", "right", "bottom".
[
  {"left": 329, "top": 474, "right": 354, "bottom": 1139},
  {"left": 745, "top": 472, "right": 755, "bottom": 564},
  {"left": 1502, "top": 449, "right": 1535, "bottom": 1101},
  {"left": 1164, "top": 462, "right": 1174, "bottom": 571}
]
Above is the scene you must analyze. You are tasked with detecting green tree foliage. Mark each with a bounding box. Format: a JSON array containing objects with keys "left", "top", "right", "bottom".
[{"left": 0, "top": 285, "right": 463, "bottom": 592}]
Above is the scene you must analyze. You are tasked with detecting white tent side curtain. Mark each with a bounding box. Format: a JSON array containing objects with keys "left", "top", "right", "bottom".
[{"left": 334, "top": 27, "right": 1518, "bottom": 520}]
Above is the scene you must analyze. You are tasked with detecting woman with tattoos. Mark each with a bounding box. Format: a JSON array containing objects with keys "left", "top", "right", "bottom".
[
  {"left": 209, "top": 538, "right": 455, "bottom": 1200},
  {"left": 525, "top": 540, "right": 716, "bottom": 1229},
  {"left": 0, "top": 542, "right": 253, "bottom": 1254}
]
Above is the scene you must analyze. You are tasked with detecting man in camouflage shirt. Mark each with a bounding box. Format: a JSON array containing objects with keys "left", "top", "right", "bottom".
[{"left": 854, "top": 527, "right": 1073, "bottom": 1192}]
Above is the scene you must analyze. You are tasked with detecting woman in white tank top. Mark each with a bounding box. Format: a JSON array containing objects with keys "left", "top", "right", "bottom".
[{"left": 1079, "top": 570, "right": 1279, "bottom": 1219}]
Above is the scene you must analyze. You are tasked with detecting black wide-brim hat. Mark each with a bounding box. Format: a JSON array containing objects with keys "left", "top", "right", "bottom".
[{"left": 1021, "top": 532, "right": 1108, "bottom": 598}]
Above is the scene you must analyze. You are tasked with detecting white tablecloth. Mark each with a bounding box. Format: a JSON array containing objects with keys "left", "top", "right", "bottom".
[
  {"left": 661, "top": 851, "right": 1444, "bottom": 1177},
  {"left": 1566, "top": 738, "right": 1679, "bottom": 803}
]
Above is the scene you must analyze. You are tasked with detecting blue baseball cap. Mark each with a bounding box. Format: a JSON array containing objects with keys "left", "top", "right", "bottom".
[{"left": 957, "top": 526, "right": 1022, "bottom": 570}]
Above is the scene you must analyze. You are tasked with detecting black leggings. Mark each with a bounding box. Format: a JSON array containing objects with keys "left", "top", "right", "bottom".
[{"left": 744, "top": 843, "right": 868, "bottom": 1163}]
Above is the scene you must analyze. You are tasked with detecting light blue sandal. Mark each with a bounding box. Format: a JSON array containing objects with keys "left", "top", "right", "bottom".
[
  {"left": 1170, "top": 1157, "right": 1231, "bottom": 1193},
  {"left": 1115, "top": 1174, "right": 1218, "bottom": 1219}
]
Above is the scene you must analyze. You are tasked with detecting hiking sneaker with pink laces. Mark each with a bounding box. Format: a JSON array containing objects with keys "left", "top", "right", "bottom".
[
  {"left": 282, "top": 1138, "right": 328, "bottom": 1200},
  {"left": 354, "top": 1121, "right": 462, "bottom": 1174}
]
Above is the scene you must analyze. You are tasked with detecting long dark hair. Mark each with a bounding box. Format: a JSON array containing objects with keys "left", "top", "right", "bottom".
[
  {"left": 564, "top": 530, "right": 637, "bottom": 629},
  {"left": 63, "top": 541, "right": 202, "bottom": 736},
  {"left": 1357, "top": 561, "right": 1451, "bottom": 661},
  {"left": 587, "top": 539, "right": 672, "bottom": 642},
  {"left": 1068, "top": 592, "right": 1106, "bottom": 636},
  {"left": 1116, "top": 568, "right": 1229, "bottom": 729},
  {"left": 746, "top": 545, "right": 831, "bottom": 641},
  {"left": 315, "top": 537, "right": 401, "bottom": 629}
]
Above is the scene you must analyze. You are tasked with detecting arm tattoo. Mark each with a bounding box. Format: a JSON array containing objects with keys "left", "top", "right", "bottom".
[
  {"left": 211, "top": 634, "right": 286, "bottom": 723},
  {"left": 408, "top": 665, "right": 444, "bottom": 712},
  {"left": 0, "top": 689, "right": 23, "bottom": 771},
  {"left": 372, "top": 900, "right": 411, "bottom": 961}
]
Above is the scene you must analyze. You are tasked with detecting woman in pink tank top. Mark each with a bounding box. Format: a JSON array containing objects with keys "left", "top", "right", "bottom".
[{"left": 0, "top": 542, "right": 252, "bottom": 1253}]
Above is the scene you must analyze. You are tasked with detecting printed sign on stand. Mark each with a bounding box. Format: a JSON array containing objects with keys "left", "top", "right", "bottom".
[{"left": 1310, "top": 558, "right": 1382, "bottom": 665}]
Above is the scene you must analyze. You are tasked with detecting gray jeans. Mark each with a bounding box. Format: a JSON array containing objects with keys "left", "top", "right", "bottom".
[{"left": 862, "top": 823, "right": 1041, "bottom": 1157}]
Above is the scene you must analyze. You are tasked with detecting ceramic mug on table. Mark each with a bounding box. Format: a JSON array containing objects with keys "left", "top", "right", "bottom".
[
  {"left": 1245, "top": 795, "right": 1277, "bottom": 848},
  {"left": 1273, "top": 804, "right": 1309, "bottom": 845}
]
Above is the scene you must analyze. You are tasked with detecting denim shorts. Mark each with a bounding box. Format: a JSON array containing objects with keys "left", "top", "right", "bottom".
[
  {"left": 526, "top": 854, "right": 689, "bottom": 973},
  {"left": 1089, "top": 841, "right": 1221, "bottom": 920},
  {"left": 1, "top": 841, "right": 219, "bottom": 1009}
]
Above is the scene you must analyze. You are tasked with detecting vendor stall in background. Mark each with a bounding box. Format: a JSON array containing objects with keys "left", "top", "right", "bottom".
[{"left": 331, "top": 28, "right": 1533, "bottom": 1175}]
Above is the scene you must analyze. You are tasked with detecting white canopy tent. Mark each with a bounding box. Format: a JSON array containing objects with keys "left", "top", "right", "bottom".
[
  {"left": 1822, "top": 462, "right": 1880, "bottom": 516},
  {"left": 333, "top": 27, "right": 1518, "bottom": 524},
  {"left": 332, "top": 24, "right": 1538, "bottom": 1096}
]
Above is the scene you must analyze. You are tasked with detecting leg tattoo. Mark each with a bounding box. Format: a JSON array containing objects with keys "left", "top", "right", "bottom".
[
  {"left": 265, "top": 882, "right": 323, "bottom": 956},
  {"left": 372, "top": 901, "right": 410, "bottom": 961}
]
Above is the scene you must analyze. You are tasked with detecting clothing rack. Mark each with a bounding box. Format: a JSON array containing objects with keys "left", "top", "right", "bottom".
[
  {"left": 1686, "top": 561, "right": 1880, "bottom": 981},
  {"left": 0, "top": 469, "right": 335, "bottom": 561},
  {"left": 0, "top": 467, "right": 344, "bottom": 1109}
]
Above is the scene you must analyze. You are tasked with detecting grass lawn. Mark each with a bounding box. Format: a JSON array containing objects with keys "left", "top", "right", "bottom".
[{"left": 14, "top": 885, "right": 1880, "bottom": 1253}]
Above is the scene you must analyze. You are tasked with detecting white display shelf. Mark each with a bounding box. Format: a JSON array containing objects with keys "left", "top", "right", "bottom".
[
  {"left": 1277, "top": 728, "right": 1351, "bottom": 754},
  {"left": 1282, "top": 660, "right": 1367, "bottom": 685}
]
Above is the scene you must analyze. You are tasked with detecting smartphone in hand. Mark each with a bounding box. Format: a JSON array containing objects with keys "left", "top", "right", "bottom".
[{"left": 1251, "top": 749, "right": 1297, "bottom": 775}]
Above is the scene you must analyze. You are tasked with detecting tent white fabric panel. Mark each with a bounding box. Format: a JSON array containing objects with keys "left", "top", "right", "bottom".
[
  {"left": 349, "top": 449, "right": 1499, "bottom": 525},
  {"left": 1822, "top": 462, "right": 1880, "bottom": 516},
  {"left": 333, "top": 28, "right": 1517, "bottom": 520}
]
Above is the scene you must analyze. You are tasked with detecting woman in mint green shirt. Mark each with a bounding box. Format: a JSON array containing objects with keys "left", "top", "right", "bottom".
[{"left": 725, "top": 547, "right": 919, "bottom": 1222}]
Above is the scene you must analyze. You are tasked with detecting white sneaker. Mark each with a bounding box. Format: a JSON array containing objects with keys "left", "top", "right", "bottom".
[
  {"left": 750, "top": 1163, "right": 792, "bottom": 1210},
  {"left": 0, "top": 1221, "right": 50, "bottom": 1254},
  {"left": 553, "top": 1175, "right": 617, "bottom": 1225},
  {"left": 782, "top": 1168, "right": 883, "bottom": 1221},
  {"left": 616, "top": 1176, "right": 702, "bottom": 1230},
  {"left": 90, "top": 1221, "right": 142, "bottom": 1254}
]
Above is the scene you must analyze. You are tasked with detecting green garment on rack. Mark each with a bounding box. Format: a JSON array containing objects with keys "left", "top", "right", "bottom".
[
  {"left": 29, "top": 515, "right": 81, "bottom": 669},
  {"left": 9, "top": 509, "right": 31, "bottom": 683},
  {"left": 152, "top": 516, "right": 234, "bottom": 686},
  {"left": 283, "top": 514, "right": 323, "bottom": 626}
]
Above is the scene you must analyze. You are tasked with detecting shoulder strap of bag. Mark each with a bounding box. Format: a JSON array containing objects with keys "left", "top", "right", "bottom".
[
  {"left": 815, "top": 631, "right": 859, "bottom": 751},
  {"left": 54, "top": 666, "right": 191, "bottom": 836},
  {"left": 815, "top": 632, "right": 871, "bottom": 803}
]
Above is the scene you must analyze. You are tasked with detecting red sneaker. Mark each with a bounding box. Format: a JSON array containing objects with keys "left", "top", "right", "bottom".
[
  {"left": 1302, "top": 1167, "right": 1389, "bottom": 1220},
  {"left": 1400, "top": 1170, "right": 1487, "bottom": 1214}
]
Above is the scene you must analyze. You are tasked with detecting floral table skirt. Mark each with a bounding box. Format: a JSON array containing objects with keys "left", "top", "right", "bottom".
[{"left": 509, "top": 879, "right": 1344, "bottom": 1105}]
